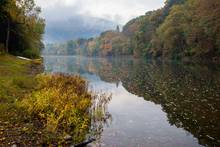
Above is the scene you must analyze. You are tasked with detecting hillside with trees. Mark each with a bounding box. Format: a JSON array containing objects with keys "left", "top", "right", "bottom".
[
  {"left": 0, "top": 0, "right": 45, "bottom": 58},
  {"left": 45, "top": 0, "right": 220, "bottom": 62},
  {"left": 44, "top": 27, "right": 131, "bottom": 57}
]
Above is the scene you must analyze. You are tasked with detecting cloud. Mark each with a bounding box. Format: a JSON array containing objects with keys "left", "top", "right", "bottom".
[
  {"left": 36, "top": 0, "right": 165, "bottom": 24},
  {"left": 45, "top": 15, "right": 117, "bottom": 43},
  {"left": 35, "top": 0, "right": 165, "bottom": 42}
]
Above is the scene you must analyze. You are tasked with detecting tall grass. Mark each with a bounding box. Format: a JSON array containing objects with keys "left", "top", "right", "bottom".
[{"left": 20, "top": 73, "right": 111, "bottom": 144}]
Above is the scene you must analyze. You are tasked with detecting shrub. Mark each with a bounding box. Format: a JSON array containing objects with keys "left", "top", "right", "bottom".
[
  {"left": 23, "top": 48, "right": 40, "bottom": 59},
  {"left": 20, "top": 73, "right": 111, "bottom": 144}
]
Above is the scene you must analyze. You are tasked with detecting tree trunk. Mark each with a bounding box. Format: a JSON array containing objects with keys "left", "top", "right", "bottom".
[{"left": 6, "top": 19, "right": 10, "bottom": 53}]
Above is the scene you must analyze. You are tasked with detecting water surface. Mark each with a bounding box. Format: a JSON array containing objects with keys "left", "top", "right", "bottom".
[{"left": 43, "top": 56, "right": 220, "bottom": 147}]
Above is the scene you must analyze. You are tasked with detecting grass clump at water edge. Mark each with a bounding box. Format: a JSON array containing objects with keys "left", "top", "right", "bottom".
[
  {"left": 0, "top": 55, "right": 111, "bottom": 146},
  {"left": 19, "top": 73, "right": 112, "bottom": 145}
]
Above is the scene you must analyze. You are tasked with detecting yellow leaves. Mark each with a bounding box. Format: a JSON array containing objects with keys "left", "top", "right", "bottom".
[
  {"left": 79, "top": 118, "right": 90, "bottom": 130},
  {"left": 21, "top": 73, "right": 93, "bottom": 134},
  {"left": 17, "top": 73, "right": 112, "bottom": 144},
  {"left": 77, "top": 98, "right": 91, "bottom": 111},
  {"left": 46, "top": 113, "right": 59, "bottom": 133},
  {"left": 21, "top": 127, "right": 29, "bottom": 133},
  {"left": 0, "top": 137, "right": 6, "bottom": 142}
]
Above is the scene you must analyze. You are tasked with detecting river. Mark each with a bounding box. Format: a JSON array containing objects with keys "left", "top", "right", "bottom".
[{"left": 43, "top": 56, "right": 220, "bottom": 147}]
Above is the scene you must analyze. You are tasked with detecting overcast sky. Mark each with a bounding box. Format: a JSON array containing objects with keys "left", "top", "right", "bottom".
[{"left": 36, "top": 0, "right": 165, "bottom": 25}]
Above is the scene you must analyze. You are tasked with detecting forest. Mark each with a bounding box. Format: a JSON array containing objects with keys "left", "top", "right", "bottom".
[
  {"left": 0, "top": 0, "right": 45, "bottom": 58},
  {"left": 0, "top": 1, "right": 112, "bottom": 146},
  {"left": 1, "top": 0, "right": 220, "bottom": 146},
  {"left": 46, "top": 0, "right": 220, "bottom": 61}
]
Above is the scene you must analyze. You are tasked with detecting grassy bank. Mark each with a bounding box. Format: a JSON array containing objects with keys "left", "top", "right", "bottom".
[
  {"left": 0, "top": 55, "right": 111, "bottom": 146},
  {"left": 0, "top": 55, "right": 43, "bottom": 146}
]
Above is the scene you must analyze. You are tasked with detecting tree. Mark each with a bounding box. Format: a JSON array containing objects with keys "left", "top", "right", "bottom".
[
  {"left": 116, "top": 25, "right": 120, "bottom": 32},
  {"left": 0, "top": 0, "right": 45, "bottom": 57}
]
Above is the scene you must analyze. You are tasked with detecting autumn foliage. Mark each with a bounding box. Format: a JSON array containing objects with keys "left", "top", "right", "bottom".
[
  {"left": 21, "top": 73, "right": 111, "bottom": 144},
  {"left": 46, "top": 0, "right": 220, "bottom": 61}
]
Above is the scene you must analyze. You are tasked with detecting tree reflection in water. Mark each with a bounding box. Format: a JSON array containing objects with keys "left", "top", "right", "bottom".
[{"left": 44, "top": 56, "right": 220, "bottom": 146}]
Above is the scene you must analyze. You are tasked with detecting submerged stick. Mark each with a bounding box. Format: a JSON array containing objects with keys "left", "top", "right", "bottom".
[{"left": 73, "top": 138, "right": 96, "bottom": 147}]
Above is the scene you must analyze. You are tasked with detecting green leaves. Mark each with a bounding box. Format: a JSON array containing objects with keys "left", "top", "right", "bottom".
[{"left": 0, "top": 0, "right": 45, "bottom": 58}]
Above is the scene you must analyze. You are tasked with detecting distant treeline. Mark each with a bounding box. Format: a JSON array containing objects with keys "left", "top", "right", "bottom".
[
  {"left": 0, "top": 0, "right": 45, "bottom": 58},
  {"left": 45, "top": 0, "right": 220, "bottom": 61}
]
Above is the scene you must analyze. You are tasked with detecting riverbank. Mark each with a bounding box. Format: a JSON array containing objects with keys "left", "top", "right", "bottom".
[
  {"left": 0, "top": 54, "right": 110, "bottom": 146},
  {"left": 0, "top": 55, "right": 43, "bottom": 146}
]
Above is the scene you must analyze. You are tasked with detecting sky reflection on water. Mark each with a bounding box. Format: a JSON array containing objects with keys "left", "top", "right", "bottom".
[{"left": 43, "top": 56, "right": 220, "bottom": 147}]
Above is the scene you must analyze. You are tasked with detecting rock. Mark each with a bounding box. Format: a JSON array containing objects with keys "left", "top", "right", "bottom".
[
  {"left": 64, "top": 135, "right": 72, "bottom": 141},
  {"left": 11, "top": 144, "right": 17, "bottom": 147}
]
